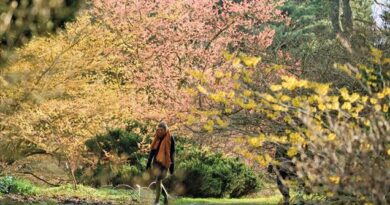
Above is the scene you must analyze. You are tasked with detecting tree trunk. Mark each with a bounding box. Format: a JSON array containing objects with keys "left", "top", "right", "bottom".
[
  {"left": 330, "top": 0, "right": 342, "bottom": 36},
  {"left": 342, "top": 0, "right": 353, "bottom": 34},
  {"left": 66, "top": 160, "right": 78, "bottom": 190}
]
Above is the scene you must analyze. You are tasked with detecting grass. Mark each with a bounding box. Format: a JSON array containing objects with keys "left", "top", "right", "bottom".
[
  {"left": 0, "top": 176, "right": 139, "bottom": 204},
  {"left": 34, "top": 184, "right": 138, "bottom": 203},
  {"left": 1, "top": 177, "right": 284, "bottom": 204},
  {"left": 173, "top": 195, "right": 282, "bottom": 205}
]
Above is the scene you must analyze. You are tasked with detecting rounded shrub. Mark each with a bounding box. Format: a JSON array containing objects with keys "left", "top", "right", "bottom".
[{"left": 168, "top": 148, "right": 260, "bottom": 198}]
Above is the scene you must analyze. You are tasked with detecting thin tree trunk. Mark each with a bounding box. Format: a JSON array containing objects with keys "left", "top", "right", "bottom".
[
  {"left": 342, "top": 0, "right": 353, "bottom": 34},
  {"left": 66, "top": 160, "right": 78, "bottom": 190}
]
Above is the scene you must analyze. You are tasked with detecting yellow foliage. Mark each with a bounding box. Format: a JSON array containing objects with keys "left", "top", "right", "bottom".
[
  {"left": 197, "top": 85, "right": 208, "bottom": 94},
  {"left": 327, "top": 133, "right": 336, "bottom": 141},
  {"left": 240, "top": 55, "right": 261, "bottom": 68},
  {"left": 314, "top": 83, "right": 330, "bottom": 95},
  {"left": 340, "top": 87, "right": 349, "bottom": 100},
  {"left": 289, "top": 132, "right": 305, "bottom": 145},
  {"left": 215, "top": 70, "right": 224, "bottom": 78},
  {"left": 341, "top": 102, "right": 352, "bottom": 110},
  {"left": 328, "top": 176, "right": 340, "bottom": 184},
  {"left": 287, "top": 147, "right": 298, "bottom": 157},
  {"left": 371, "top": 47, "right": 383, "bottom": 64},
  {"left": 216, "top": 118, "right": 228, "bottom": 128},
  {"left": 223, "top": 50, "right": 233, "bottom": 61},
  {"left": 281, "top": 75, "right": 299, "bottom": 90},
  {"left": 232, "top": 58, "right": 241, "bottom": 68},
  {"left": 270, "top": 84, "right": 282, "bottom": 91}
]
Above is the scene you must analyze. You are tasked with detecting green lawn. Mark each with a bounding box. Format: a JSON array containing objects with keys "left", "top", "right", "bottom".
[{"left": 174, "top": 195, "right": 282, "bottom": 205}]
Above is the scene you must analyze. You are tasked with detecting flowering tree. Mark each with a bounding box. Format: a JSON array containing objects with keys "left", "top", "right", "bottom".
[
  {"left": 0, "top": 15, "right": 136, "bottom": 188},
  {"left": 92, "top": 0, "right": 286, "bottom": 122},
  {"left": 185, "top": 47, "right": 390, "bottom": 203}
]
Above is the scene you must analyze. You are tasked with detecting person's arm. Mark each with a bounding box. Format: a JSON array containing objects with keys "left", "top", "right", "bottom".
[
  {"left": 169, "top": 136, "right": 175, "bottom": 174},
  {"left": 146, "top": 149, "right": 157, "bottom": 170}
]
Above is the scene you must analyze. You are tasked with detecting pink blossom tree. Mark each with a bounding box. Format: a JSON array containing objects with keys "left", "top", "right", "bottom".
[{"left": 92, "top": 0, "right": 286, "bottom": 123}]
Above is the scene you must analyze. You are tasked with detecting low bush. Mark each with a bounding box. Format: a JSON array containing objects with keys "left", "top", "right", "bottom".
[
  {"left": 168, "top": 148, "right": 260, "bottom": 198},
  {"left": 0, "top": 176, "right": 37, "bottom": 195}
]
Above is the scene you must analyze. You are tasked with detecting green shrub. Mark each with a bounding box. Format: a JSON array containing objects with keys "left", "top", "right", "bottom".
[
  {"left": 79, "top": 121, "right": 147, "bottom": 187},
  {"left": 169, "top": 148, "right": 260, "bottom": 198},
  {"left": 0, "top": 176, "right": 37, "bottom": 195}
]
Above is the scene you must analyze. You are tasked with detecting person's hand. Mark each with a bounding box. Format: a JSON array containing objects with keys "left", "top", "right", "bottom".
[{"left": 169, "top": 163, "right": 174, "bottom": 175}]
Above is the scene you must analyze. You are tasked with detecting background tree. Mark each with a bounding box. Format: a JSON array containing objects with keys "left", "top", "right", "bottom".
[
  {"left": 92, "top": 0, "right": 286, "bottom": 124},
  {"left": 0, "top": 14, "right": 136, "bottom": 188},
  {"left": 0, "top": 0, "right": 84, "bottom": 63}
]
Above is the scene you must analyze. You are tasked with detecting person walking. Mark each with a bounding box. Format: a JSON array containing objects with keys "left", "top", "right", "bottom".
[{"left": 146, "top": 121, "right": 175, "bottom": 205}]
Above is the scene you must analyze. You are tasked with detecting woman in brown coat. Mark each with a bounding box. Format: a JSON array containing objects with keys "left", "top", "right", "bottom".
[{"left": 146, "top": 122, "right": 175, "bottom": 205}]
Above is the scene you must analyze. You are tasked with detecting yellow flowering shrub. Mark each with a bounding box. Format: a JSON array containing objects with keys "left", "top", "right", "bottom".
[{"left": 185, "top": 49, "right": 390, "bottom": 204}]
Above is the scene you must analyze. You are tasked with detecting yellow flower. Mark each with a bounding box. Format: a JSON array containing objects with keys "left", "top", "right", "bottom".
[
  {"left": 371, "top": 47, "right": 383, "bottom": 64},
  {"left": 225, "top": 72, "right": 232, "bottom": 78},
  {"left": 326, "top": 191, "right": 334, "bottom": 197},
  {"left": 361, "top": 96, "right": 368, "bottom": 103},
  {"left": 233, "top": 73, "right": 240, "bottom": 80},
  {"left": 223, "top": 50, "right": 233, "bottom": 61},
  {"left": 270, "top": 84, "right": 282, "bottom": 91},
  {"left": 298, "top": 80, "right": 308, "bottom": 88},
  {"left": 327, "top": 133, "right": 336, "bottom": 141},
  {"left": 387, "top": 149, "right": 390, "bottom": 156},
  {"left": 292, "top": 97, "right": 301, "bottom": 107},
  {"left": 216, "top": 118, "right": 228, "bottom": 128},
  {"left": 374, "top": 104, "right": 381, "bottom": 112},
  {"left": 263, "top": 94, "right": 276, "bottom": 103},
  {"left": 209, "top": 91, "right": 227, "bottom": 103},
  {"left": 271, "top": 104, "right": 287, "bottom": 111},
  {"left": 243, "top": 99, "right": 257, "bottom": 110},
  {"left": 232, "top": 58, "right": 241, "bottom": 68},
  {"left": 329, "top": 176, "right": 340, "bottom": 184},
  {"left": 215, "top": 70, "right": 224, "bottom": 78},
  {"left": 287, "top": 147, "right": 298, "bottom": 157},
  {"left": 197, "top": 85, "right": 208, "bottom": 94},
  {"left": 383, "top": 104, "right": 389, "bottom": 112},
  {"left": 186, "top": 115, "right": 196, "bottom": 125},
  {"left": 233, "top": 82, "right": 241, "bottom": 89},
  {"left": 243, "top": 90, "right": 252, "bottom": 97},
  {"left": 228, "top": 91, "right": 235, "bottom": 98},
  {"left": 341, "top": 102, "right": 352, "bottom": 110},
  {"left": 280, "top": 95, "right": 291, "bottom": 102},
  {"left": 318, "top": 103, "right": 326, "bottom": 111},
  {"left": 241, "top": 55, "right": 261, "bottom": 68},
  {"left": 370, "top": 98, "right": 378, "bottom": 104},
  {"left": 248, "top": 136, "right": 264, "bottom": 147},
  {"left": 203, "top": 124, "right": 213, "bottom": 132},
  {"left": 340, "top": 87, "right": 349, "bottom": 100},
  {"left": 289, "top": 132, "right": 305, "bottom": 145},
  {"left": 314, "top": 83, "right": 330, "bottom": 95},
  {"left": 281, "top": 76, "right": 299, "bottom": 90},
  {"left": 349, "top": 93, "right": 360, "bottom": 103}
]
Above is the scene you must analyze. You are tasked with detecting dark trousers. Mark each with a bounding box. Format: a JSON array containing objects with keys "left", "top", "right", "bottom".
[{"left": 152, "top": 162, "right": 168, "bottom": 204}]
